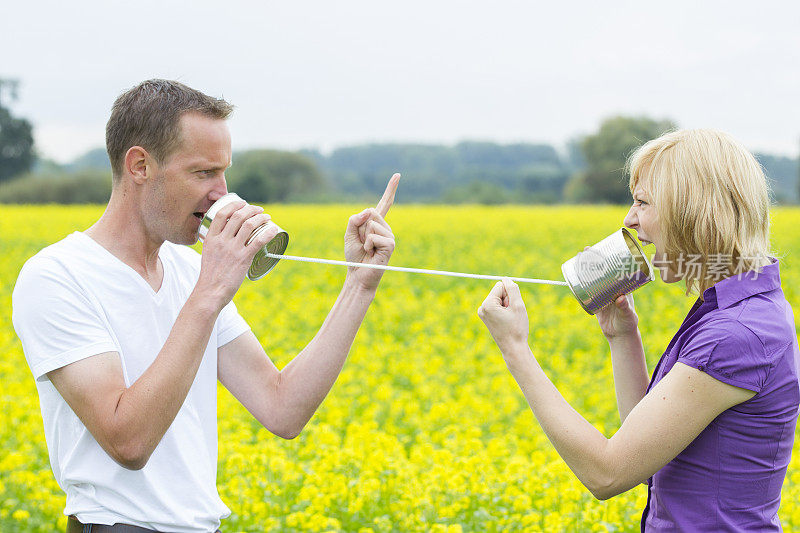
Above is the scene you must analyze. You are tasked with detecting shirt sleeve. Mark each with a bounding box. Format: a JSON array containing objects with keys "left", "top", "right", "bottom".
[
  {"left": 12, "top": 257, "right": 118, "bottom": 382},
  {"left": 677, "top": 320, "right": 770, "bottom": 393},
  {"left": 216, "top": 299, "right": 250, "bottom": 347}
]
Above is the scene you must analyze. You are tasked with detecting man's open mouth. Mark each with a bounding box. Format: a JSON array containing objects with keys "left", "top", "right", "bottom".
[{"left": 193, "top": 212, "right": 206, "bottom": 221}]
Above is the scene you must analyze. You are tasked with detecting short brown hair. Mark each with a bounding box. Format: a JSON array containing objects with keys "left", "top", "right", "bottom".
[{"left": 106, "top": 79, "right": 234, "bottom": 181}]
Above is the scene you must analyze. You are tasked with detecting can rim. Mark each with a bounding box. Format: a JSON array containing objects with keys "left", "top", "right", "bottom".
[
  {"left": 561, "top": 227, "right": 654, "bottom": 315},
  {"left": 620, "top": 227, "right": 654, "bottom": 281}
]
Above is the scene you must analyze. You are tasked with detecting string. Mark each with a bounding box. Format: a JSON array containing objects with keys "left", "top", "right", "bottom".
[{"left": 264, "top": 253, "right": 569, "bottom": 286}]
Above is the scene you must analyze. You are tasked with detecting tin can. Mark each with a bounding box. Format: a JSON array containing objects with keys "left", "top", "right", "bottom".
[
  {"left": 561, "top": 228, "right": 654, "bottom": 315},
  {"left": 198, "top": 193, "right": 289, "bottom": 280}
]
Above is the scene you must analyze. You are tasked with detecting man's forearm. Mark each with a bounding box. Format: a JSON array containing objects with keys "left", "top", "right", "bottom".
[
  {"left": 110, "top": 291, "right": 221, "bottom": 467},
  {"left": 273, "top": 277, "right": 376, "bottom": 436}
]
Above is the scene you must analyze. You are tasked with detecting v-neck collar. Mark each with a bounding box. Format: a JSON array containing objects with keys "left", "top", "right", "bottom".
[{"left": 74, "top": 231, "right": 169, "bottom": 299}]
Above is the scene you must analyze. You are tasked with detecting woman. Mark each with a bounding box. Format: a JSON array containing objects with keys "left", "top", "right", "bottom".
[{"left": 478, "top": 129, "right": 799, "bottom": 531}]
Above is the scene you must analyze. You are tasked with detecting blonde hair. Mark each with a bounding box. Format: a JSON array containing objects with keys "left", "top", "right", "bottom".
[{"left": 627, "top": 129, "right": 771, "bottom": 295}]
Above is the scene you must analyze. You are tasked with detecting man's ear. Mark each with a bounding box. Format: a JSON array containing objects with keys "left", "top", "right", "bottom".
[{"left": 124, "top": 146, "right": 152, "bottom": 185}]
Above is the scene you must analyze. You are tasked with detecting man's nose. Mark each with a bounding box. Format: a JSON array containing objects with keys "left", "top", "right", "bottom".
[{"left": 208, "top": 175, "right": 229, "bottom": 203}]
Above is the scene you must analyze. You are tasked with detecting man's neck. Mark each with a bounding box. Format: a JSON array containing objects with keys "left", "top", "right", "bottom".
[{"left": 85, "top": 189, "right": 164, "bottom": 278}]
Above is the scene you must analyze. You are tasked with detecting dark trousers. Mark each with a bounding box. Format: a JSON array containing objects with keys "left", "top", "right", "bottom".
[{"left": 67, "top": 515, "right": 221, "bottom": 533}]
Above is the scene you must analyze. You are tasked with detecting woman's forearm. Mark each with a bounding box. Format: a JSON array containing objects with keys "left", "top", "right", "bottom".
[
  {"left": 503, "top": 345, "right": 620, "bottom": 499},
  {"left": 607, "top": 332, "right": 649, "bottom": 421}
]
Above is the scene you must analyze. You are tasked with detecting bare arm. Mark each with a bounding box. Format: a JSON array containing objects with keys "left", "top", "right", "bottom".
[
  {"left": 47, "top": 297, "right": 219, "bottom": 469},
  {"left": 47, "top": 200, "right": 279, "bottom": 469},
  {"left": 218, "top": 174, "right": 400, "bottom": 439},
  {"left": 479, "top": 279, "right": 755, "bottom": 500},
  {"left": 217, "top": 278, "right": 378, "bottom": 439},
  {"left": 596, "top": 294, "right": 650, "bottom": 421}
]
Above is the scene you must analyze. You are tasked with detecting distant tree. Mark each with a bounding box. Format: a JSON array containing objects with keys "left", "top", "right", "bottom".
[
  {"left": 323, "top": 143, "right": 454, "bottom": 200},
  {"left": 318, "top": 141, "right": 569, "bottom": 202},
  {"left": 565, "top": 137, "right": 587, "bottom": 172},
  {"left": 442, "top": 181, "right": 512, "bottom": 205},
  {"left": 565, "top": 116, "right": 676, "bottom": 204},
  {"left": 67, "top": 147, "right": 111, "bottom": 171},
  {"left": 754, "top": 152, "right": 799, "bottom": 204},
  {"left": 0, "top": 79, "right": 35, "bottom": 183},
  {"left": 226, "top": 149, "right": 324, "bottom": 203},
  {"left": 0, "top": 169, "right": 111, "bottom": 204}
]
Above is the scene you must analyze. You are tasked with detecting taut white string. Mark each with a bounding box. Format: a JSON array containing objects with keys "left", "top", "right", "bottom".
[{"left": 264, "top": 253, "right": 568, "bottom": 286}]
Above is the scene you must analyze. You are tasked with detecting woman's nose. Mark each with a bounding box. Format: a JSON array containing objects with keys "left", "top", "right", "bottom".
[{"left": 623, "top": 206, "right": 638, "bottom": 229}]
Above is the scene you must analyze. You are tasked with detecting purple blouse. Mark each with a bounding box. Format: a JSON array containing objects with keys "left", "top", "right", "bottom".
[{"left": 641, "top": 260, "right": 800, "bottom": 532}]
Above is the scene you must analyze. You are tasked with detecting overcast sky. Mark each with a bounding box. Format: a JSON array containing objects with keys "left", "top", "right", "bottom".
[{"left": 2, "top": 0, "right": 799, "bottom": 163}]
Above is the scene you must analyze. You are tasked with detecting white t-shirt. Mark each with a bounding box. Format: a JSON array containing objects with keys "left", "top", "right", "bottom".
[{"left": 12, "top": 232, "right": 250, "bottom": 532}]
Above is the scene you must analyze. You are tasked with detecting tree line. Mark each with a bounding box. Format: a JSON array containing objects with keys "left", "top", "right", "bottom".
[{"left": 1, "top": 78, "right": 797, "bottom": 205}]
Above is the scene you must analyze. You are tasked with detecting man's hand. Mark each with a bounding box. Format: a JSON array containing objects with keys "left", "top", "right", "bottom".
[
  {"left": 344, "top": 173, "right": 400, "bottom": 292},
  {"left": 196, "top": 200, "right": 278, "bottom": 309}
]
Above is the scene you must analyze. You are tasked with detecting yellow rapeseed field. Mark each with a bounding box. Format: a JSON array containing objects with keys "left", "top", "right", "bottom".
[{"left": 2, "top": 205, "right": 800, "bottom": 532}]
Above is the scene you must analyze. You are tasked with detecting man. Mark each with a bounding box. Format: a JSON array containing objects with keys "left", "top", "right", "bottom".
[{"left": 12, "top": 79, "right": 400, "bottom": 532}]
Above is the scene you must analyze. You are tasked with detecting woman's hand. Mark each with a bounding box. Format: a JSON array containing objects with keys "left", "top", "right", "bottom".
[
  {"left": 596, "top": 293, "right": 639, "bottom": 339},
  {"left": 478, "top": 278, "right": 530, "bottom": 358}
]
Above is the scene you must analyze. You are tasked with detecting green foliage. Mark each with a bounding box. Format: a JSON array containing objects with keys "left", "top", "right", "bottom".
[
  {"left": 442, "top": 181, "right": 513, "bottom": 204},
  {"left": 755, "top": 153, "right": 799, "bottom": 204},
  {"left": 226, "top": 149, "right": 325, "bottom": 203},
  {"left": 65, "top": 147, "right": 111, "bottom": 172},
  {"left": 0, "top": 170, "right": 111, "bottom": 204},
  {"left": 316, "top": 142, "right": 570, "bottom": 202},
  {"left": 0, "top": 79, "right": 35, "bottom": 183},
  {"left": 566, "top": 116, "right": 676, "bottom": 204}
]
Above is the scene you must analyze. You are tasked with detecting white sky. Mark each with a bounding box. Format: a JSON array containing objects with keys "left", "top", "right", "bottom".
[{"left": 2, "top": 0, "right": 799, "bottom": 163}]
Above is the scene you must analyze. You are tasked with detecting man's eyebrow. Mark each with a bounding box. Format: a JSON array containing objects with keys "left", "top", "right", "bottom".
[{"left": 192, "top": 162, "right": 230, "bottom": 171}]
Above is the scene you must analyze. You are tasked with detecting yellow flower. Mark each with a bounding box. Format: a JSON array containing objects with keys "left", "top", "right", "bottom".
[{"left": 3, "top": 205, "right": 800, "bottom": 532}]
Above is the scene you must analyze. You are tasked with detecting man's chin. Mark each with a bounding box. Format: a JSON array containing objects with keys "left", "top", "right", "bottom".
[{"left": 167, "top": 233, "right": 200, "bottom": 246}]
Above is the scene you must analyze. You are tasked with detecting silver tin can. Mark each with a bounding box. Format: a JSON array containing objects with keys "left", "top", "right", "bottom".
[
  {"left": 561, "top": 228, "right": 654, "bottom": 315},
  {"left": 198, "top": 193, "right": 289, "bottom": 281}
]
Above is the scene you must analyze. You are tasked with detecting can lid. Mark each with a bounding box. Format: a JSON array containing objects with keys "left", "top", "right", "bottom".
[{"left": 248, "top": 230, "right": 289, "bottom": 280}]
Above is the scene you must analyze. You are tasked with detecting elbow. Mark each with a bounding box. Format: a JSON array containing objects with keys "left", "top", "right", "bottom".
[
  {"left": 588, "top": 484, "right": 617, "bottom": 501},
  {"left": 585, "top": 473, "right": 628, "bottom": 501},
  {"left": 273, "top": 422, "right": 305, "bottom": 440},
  {"left": 256, "top": 410, "right": 306, "bottom": 439},
  {"left": 108, "top": 440, "right": 153, "bottom": 471}
]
